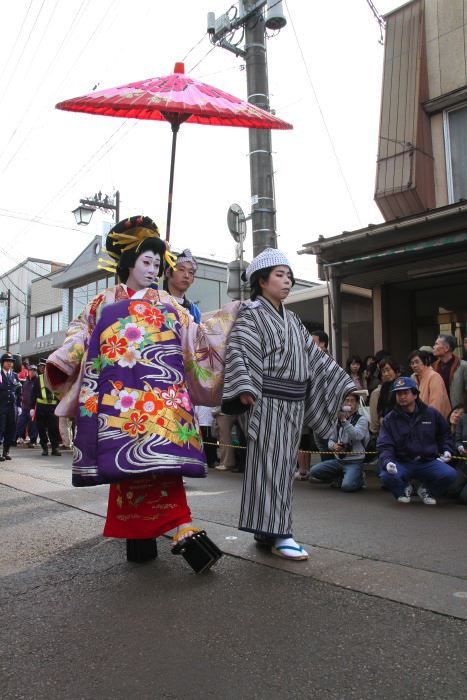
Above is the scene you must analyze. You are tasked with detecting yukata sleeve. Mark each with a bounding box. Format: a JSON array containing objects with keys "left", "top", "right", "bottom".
[
  {"left": 301, "top": 325, "right": 356, "bottom": 439},
  {"left": 180, "top": 299, "right": 242, "bottom": 406},
  {"left": 71, "top": 318, "right": 103, "bottom": 487},
  {"left": 221, "top": 307, "right": 264, "bottom": 415}
]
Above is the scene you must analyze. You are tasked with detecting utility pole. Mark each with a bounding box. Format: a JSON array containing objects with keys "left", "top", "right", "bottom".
[
  {"left": 208, "top": 1, "right": 287, "bottom": 256},
  {"left": 244, "top": 1, "right": 276, "bottom": 256}
]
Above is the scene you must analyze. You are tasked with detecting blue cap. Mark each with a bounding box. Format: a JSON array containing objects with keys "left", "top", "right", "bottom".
[{"left": 392, "top": 376, "right": 419, "bottom": 393}]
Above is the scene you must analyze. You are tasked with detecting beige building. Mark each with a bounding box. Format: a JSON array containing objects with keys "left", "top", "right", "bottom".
[
  {"left": 301, "top": 0, "right": 467, "bottom": 364},
  {"left": 0, "top": 258, "right": 65, "bottom": 360}
]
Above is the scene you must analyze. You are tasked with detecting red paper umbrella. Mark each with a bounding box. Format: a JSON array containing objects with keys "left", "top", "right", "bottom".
[{"left": 56, "top": 62, "right": 292, "bottom": 240}]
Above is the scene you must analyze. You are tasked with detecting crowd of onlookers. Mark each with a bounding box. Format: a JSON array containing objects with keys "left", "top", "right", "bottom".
[
  {"left": 3, "top": 329, "right": 467, "bottom": 508},
  {"left": 205, "top": 330, "right": 467, "bottom": 508},
  {"left": 298, "top": 331, "right": 467, "bottom": 506}
]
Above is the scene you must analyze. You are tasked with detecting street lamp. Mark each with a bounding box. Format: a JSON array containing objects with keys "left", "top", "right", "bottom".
[
  {"left": 72, "top": 190, "right": 120, "bottom": 225},
  {"left": 0, "top": 289, "right": 11, "bottom": 351}
]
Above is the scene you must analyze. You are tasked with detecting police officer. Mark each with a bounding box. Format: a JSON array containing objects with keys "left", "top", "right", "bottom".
[
  {"left": 0, "top": 351, "right": 22, "bottom": 461},
  {"left": 31, "top": 359, "right": 61, "bottom": 456}
]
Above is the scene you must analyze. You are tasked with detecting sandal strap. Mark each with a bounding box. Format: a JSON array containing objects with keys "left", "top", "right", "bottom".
[{"left": 275, "top": 545, "right": 305, "bottom": 553}]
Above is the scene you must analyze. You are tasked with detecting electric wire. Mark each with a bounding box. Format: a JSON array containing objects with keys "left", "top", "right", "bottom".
[
  {"left": 366, "top": 0, "right": 386, "bottom": 45},
  {"left": 284, "top": 0, "right": 363, "bottom": 228},
  {"left": 0, "top": 0, "right": 115, "bottom": 176},
  {"left": 0, "top": 0, "right": 90, "bottom": 164},
  {"left": 187, "top": 44, "right": 218, "bottom": 74},
  {"left": 181, "top": 31, "right": 208, "bottom": 63},
  {"left": 0, "top": 208, "right": 99, "bottom": 235},
  {"left": 0, "top": 0, "right": 48, "bottom": 107},
  {"left": 0, "top": 0, "right": 34, "bottom": 83}
]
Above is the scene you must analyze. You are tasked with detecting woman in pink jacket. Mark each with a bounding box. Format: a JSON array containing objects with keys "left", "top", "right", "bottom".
[{"left": 409, "top": 349, "right": 451, "bottom": 418}]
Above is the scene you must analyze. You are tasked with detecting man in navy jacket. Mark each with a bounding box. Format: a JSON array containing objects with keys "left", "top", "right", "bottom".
[
  {"left": 0, "top": 351, "right": 22, "bottom": 461},
  {"left": 377, "top": 376, "right": 457, "bottom": 504}
]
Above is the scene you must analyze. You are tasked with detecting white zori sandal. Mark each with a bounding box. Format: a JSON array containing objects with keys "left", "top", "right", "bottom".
[{"left": 271, "top": 537, "right": 308, "bottom": 561}]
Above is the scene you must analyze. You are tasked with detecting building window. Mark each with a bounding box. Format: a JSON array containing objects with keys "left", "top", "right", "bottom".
[
  {"left": 190, "top": 278, "right": 227, "bottom": 312},
  {"left": 0, "top": 324, "right": 5, "bottom": 348},
  {"left": 445, "top": 104, "right": 467, "bottom": 203},
  {"left": 35, "top": 311, "right": 62, "bottom": 338},
  {"left": 10, "top": 316, "right": 19, "bottom": 345},
  {"left": 72, "top": 275, "right": 115, "bottom": 318}
]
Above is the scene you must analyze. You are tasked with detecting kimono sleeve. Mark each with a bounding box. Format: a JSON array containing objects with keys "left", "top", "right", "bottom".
[
  {"left": 45, "top": 310, "right": 89, "bottom": 394},
  {"left": 71, "top": 317, "right": 103, "bottom": 487},
  {"left": 180, "top": 300, "right": 241, "bottom": 406},
  {"left": 301, "top": 325, "right": 356, "bottom": 439},
  {"left": 45, "top": 292, "right": 108, "bottom": 417},
  {"left": 221, "top": 307, "right": 264, "bottom": 415}
]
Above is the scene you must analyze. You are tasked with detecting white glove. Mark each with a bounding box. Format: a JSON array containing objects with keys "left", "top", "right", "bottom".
[
  {"left": 386, "top": 462, "right": 397, "bottom": 474},
  {"left": 17, "top": 408, "right": 22, "bottom": 415},
  {"left": 457, "top": 445, "right": 465, "bottom": 455},
  {"left": 30, "top": 409, "right": 35, "bottom": 418},
  {"left": 439, "top": 451, "right": 451, "bottom": 463}
]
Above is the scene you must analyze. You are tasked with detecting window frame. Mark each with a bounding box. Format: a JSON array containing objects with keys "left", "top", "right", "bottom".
[{"left": 443, "top": 102, "right": 467, "bottom": 203}]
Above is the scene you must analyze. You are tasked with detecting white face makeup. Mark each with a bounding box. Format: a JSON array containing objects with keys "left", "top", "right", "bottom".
[{"left": 127, "top": 252, "right": 161, "bottom": 291}]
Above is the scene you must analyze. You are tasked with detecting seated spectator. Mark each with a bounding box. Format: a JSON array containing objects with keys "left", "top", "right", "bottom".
[
  {"left": 409, "top": 349, "right": 451, "bottom": 419},
  {"left": 308, "top": 392, "right": 369, "bottom": 492},
  {"left": 377, "top": 377, "right": 457, "bottom": 505},
  {"left": 345, "top": 354, "right": 364, "bottom": 390}
]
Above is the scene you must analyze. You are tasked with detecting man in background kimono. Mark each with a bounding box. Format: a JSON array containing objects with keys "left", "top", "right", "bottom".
[
  {"left": 163, "top": 249, "right": 201, "bottom": 323},
  {"left": 222, "top": 249, "right": 355, "bottom": 561},
  {"left": 45, "top": 215, "right": 239, "bottom": 567}
]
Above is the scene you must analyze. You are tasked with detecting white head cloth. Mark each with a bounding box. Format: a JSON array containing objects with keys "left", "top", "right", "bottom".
[
  {"left": 176, "top": 249, "right": 198, "bottom": 271},
  {"left": 245, "top": 248, "right": 292, "bottom": 281}
]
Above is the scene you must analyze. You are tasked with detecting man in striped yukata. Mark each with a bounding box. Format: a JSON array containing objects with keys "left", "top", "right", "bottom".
[{"left": 222, "top": 249, "right": 355, "bottom": 561}]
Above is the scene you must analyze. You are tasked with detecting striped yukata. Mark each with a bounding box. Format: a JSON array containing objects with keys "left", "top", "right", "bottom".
[{"left": 222, "top": 297, "right": 355, "bottom": 538}]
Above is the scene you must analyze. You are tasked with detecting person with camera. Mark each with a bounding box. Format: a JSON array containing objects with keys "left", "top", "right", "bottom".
[{"left": 308, "top": 391, "right": 369, "bottom": 492}]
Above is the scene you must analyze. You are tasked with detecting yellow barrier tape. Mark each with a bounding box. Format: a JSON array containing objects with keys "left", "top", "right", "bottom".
[{"left": 201, "top": 441, "right": 467, "bottom": 459}]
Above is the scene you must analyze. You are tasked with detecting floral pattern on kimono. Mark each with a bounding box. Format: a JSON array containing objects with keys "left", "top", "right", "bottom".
[
  {"left": 72, "top": 294, "right": 240, "bottom": 486},
  {"left": 45, "top": 284, "right": 240, "bottom": 417}
]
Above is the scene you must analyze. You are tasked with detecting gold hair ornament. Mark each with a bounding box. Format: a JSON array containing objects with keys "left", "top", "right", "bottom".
[
  {"left": 108, "top": 225, "right": 160, "bottom": 253},
  {"left": 97, "top": 257, "right": 118, "bottom": 274}
]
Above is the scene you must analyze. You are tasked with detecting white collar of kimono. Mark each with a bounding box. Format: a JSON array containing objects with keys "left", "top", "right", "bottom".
[{"left": 122, "top": 284, "right": 150, "bottom": 300}]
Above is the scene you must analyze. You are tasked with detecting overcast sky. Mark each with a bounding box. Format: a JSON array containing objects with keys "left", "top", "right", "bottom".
[{"left": 0, "top": 0, "right": 400, "bottom": 281}]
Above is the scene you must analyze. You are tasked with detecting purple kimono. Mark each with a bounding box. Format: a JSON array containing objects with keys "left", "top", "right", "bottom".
[{"left": 73, "top": 295, "right": 222, "bottom": 486}]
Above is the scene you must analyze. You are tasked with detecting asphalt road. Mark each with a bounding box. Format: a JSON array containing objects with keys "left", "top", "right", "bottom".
[{"left": 1, "top": 449, "right": 466, "bottom": 699}]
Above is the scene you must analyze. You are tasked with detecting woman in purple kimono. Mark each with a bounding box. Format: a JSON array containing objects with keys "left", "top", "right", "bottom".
[{"left": 46, "top": 216, "right": 239, "bottom": 565}]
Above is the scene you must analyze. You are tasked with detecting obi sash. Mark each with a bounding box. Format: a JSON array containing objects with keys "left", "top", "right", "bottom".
[{"left": 262, "top": 375, "right": 307, "bottom": 401}]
